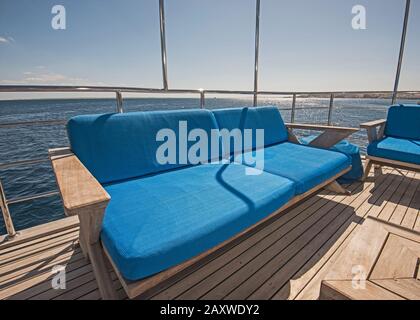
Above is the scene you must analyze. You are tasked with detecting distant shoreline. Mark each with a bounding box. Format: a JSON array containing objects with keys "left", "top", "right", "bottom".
[
  {"left": 298, "top": 93, "right": 420, "bottom": 100},
  {"left": 1, "top": 95, "right": 419, "bottom": 103}
]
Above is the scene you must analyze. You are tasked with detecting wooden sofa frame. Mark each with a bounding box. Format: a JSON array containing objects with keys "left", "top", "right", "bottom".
[
  {"left": 360, "top": 119, "right": 420, "bottom": 180},
  {"left": 49, "top": 124, "right": 357, "bottom": 300}
]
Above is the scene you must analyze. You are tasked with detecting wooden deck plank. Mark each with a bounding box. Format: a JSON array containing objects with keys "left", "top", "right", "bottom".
[
  {"left": 223, "top": 177, "right": 386, "bottom": 300},
  {"left": 389, "top": 173, "right": 419, "bottom": 225},
  {"left": 378, "top": 171, "right": 417, "bottom": 221},
  {"left": 0, "top": 240, "right": 78, "bottom": 276},
  {"left": 320, "top": 280, "right": 405, "bottom": 300},
  {"left": 415, "top": 215, "right": 420, "bottom": 232},
  {"left": 372, "top": 279, "right": 420, "bottom": 300},
  {"left": 77, "top": 279, "right": 125, "bottom": 300},
  {"left": 400, "top": 174, "right": 420, "bottom": 229},
  {"left": 0, "top": 229, "right": 79, "bottom": 266},
  {"left": 0, "top": 216, "right": 79, "bottom": 250},
  {"left": 0, "top": 249, "right": 84, "bottom": 287},
  {"left": 53, "top": 273, "right": 121, "bottom": 300},
  {"left": 31, "top": 269, "right": 95, "bottom": 300},
  {"left": 256, "top": 173, "right": 397, "bottom": 300},
  {"left": 0, "top": 166, "right": 419, "bottom": 300},
  {"left": 2, "top": 251, "right": 88, "bottom": 300},
  {"left": 278, "top": 170, "right": 397, "bottom": 300},
  {"left": 295, "top": 169, "right": 410, "bottom": 300},
  {"left": 0, "top": 227, "right": 79, "bottom": 259},
  {"left": 197, "top": 183, "right": 364, "bottom": 300}
]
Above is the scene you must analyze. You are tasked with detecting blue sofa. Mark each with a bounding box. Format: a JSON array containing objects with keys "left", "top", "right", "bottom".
[
  {"left": 52, "top": 106, "right": 353, "bottom": 299},
  {"left": 361, "top": 104, "right": 420, "bottom": 179}
]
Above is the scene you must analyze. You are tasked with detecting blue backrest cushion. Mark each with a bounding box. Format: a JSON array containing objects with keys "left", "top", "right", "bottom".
[
  {"left": 385, "top": 104, "right": 420, "bottom": 140},
  {"left": 67, "top": 109, "right": 221, "bottom": 184},
  {"left": 212, "top": 106, "right": 288, "bottom": 154}
]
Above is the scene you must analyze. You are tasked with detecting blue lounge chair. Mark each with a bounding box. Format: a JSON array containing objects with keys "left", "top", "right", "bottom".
[
  {"left": 50, "top": 106, "right": 356, "bottom": 299},
  {"left": 361, "top": 104, "right": 420, "bottom": 180}
]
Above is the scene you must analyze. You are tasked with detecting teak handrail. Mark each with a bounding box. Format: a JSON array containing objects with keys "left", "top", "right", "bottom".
[{"left": 286, "top": 123, "right": 358, "bottom": 149}]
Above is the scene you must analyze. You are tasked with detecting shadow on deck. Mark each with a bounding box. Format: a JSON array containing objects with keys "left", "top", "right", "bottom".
[{"left": 0, "top": 166, "right": 419, "bottom": 300}]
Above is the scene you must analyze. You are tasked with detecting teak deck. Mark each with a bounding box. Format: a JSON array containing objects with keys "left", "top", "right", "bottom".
[{"left": 1, "top": 164, "right": 419, "bottom": 300}]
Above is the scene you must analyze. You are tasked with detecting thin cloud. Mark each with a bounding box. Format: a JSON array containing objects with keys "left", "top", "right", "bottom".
[
  {"left": 0, "top": 36, "right": 15, "bottom": 44},
  {"left": 0, "top": 68, "right": 107, "bottom": 86},
  {"left": 0, "top": 72, "right": 87, "bottom": 84}
]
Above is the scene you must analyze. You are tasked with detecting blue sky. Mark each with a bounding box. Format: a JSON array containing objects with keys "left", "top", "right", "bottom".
[{"left": 0, "top": 0, "right": 418, "bottom": 99}]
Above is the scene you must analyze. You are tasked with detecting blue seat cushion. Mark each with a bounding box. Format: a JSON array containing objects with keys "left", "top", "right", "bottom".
[
  {"left": 212, "top": 106, "right": 289, "bottom": 155},
  {"left": 101, "top": 163, "right": 295, "bottom": 281},
  {"left": 385, "top": 104, "right": 420, "bottom": 140},
  {"left": 238, "top": 142, "right": 351, "bottom": 195},
  {"left": 67, "top": 109, "right": 221, "bottom": 184},
  {"left": 300, "top": 135, "right": 363, "bottom": 183},
  {"left": 367, "top": 137, "right": 420, "bottom": 165}
]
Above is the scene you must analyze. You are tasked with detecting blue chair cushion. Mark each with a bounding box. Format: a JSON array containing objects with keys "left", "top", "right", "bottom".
[
  {"left": 238, "top": 142, "right": 351, "bottom": 195},
  {"left": 367, "top": 137, "right": 420, "bottom": 165},
  {"left": 67, "top": 109, "right": 220, "bottom": 184},
  {"left": 212, "top": 106, "right": 289, "bottom": 155},
  {"left": 385, "top": 104, "right": 420, "bottom": 140},
  {"left": 299, "top": 135, "right": 363, "bottom": 183},
  {"left": 101, "top": 163, "right": 296, "bottom": 281}
]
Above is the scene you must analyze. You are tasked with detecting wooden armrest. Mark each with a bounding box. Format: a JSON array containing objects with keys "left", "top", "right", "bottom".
[
  {"left": 49, "top": 148, "right": 110, "bottom": 216},
  {"left": 359, "top": 119, "right": 386, "bottom": 143},
  {"left": 360, "top": 119, "right": 386, "bottom": 129},
  {"left": 285, "top": 123, "right": 358, "bottom": 133},
  {"left": 285, "top": 123, "right": 358, "bottom": 148},
  {"left": 49, "top": 148, "right": 117, "bottom": 299}
]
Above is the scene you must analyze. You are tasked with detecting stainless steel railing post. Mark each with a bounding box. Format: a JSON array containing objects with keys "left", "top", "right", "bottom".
[
  {"left": 116, "top": 91, "right": 124, "bottom": 113},
  {"left": 327, "top": 93, "right": 334, "bottom": 125},
  {"left": 291, "top": 94, "right": 296, "bottom": 123},
  {"left": 392, "top": 0, "right": 411, "bottom": 104},
  {"left": 159, "top": 0, "right": 169, "bottom": 91},
  {"left": 200, "top": 90, "right": 205, "bottom": 109},
  {"left": 0, "top": 178, "right": 16, "bottom": 238},
  {"left": 253, "top": 0, "right": 261, "bottom": 107}
]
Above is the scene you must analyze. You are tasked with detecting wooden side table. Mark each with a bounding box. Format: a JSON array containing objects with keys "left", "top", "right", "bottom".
[{"left": 320, "top": 216, "right": 420, "bottom": 300}]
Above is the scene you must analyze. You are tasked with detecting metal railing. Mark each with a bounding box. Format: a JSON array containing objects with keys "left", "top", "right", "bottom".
[
  {"left": 1, "top": 87, "right": 419, "bottom": 239},
  {"left": 0, "top": 0, "right": 417, "bottom": 239}
]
